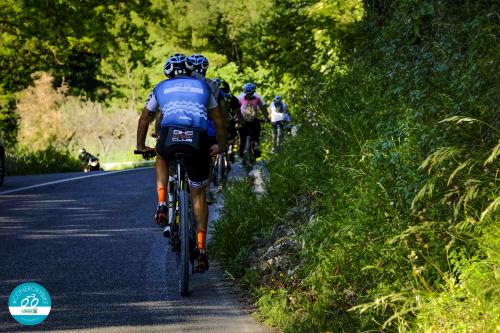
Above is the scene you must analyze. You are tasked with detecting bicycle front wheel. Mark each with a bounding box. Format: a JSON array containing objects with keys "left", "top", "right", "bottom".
[
  {"left": 243, "top": 136, "right": 252, "bottom": 167},
  {"left": 217, "top": 154, "right": 225, "bottom": 186},
  {"left": 179, "top": 189, "right": 190, "bottom": 296},
  {"left": 212, "top": 157, "right": 219, "bottom": 187},
  {"left": 277, "top": 125, "right": 282, "bottom": 152}
]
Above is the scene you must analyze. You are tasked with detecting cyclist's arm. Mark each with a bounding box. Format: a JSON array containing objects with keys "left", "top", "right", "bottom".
[
  {"left": 154, "top": 111, "right": 163, "bottom": 137},
  {"left": 258, "top": 96, "right": 270, "bottom": 120},
  {"left": 233, "top": 97, "right": 245, "bottom": 124},
  {"left": 261, "top": 104, "right": 270, "bottom": 120},
  {"left": 218, "top": 97, "right": 229, "bottom": 126},
  {"left": 137, "top": 106, "right": 156, "bottom": 150},
  {"left": 208, "top": 105, "right": 228, "bottom": 151},
  {"left": 235, "top": 107, "right": 245, "bottom": 124},
  {"left": 137, "top": 91, "right": 158, "bottom": 150},
  {"left": 284, "top": 104, "right": 291, "bottom": 122}
]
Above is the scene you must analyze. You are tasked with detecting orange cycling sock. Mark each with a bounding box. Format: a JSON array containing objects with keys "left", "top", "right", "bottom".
[
  {"left": 157, "top": 187, "right": 167, "bottom": 205},
  {"left": 197, "top": 229, "right": 207, "bottom": 251}
]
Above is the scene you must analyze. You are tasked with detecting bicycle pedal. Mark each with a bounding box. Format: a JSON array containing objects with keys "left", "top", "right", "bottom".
[
  {"left": 169, "top": 237, "right": 180, "bottom": 252},
  {"left": 193, "top": 266, "right": 207, "bottom": 274},
  {"left": 193, "top": 253, "right": 209, "bottom": 273},
  {"left": 195, "top": 266, "right": 208, "bottom": 274},
  {"left": 163, "top": 225, "right": 171, "bottom": 238}
]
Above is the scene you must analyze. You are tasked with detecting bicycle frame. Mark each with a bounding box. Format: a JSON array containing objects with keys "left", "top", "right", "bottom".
[
  {"left": 213, "top": 152, "right": 229, "bottom": 187},
  {"left": 242, "top": 136, "right": 255, "bottom": 167},
  {"left": 172, "top": 154, "right": 196, "bottom": 296},
  {"left": 21, "top": 294, "right": 39, "bottom": 307},
  {"left": 274, "top": 121, "right": 285, "bottom": 153},
  {"left": 133, "top": 149, "right": 196, "bottom": 297}
]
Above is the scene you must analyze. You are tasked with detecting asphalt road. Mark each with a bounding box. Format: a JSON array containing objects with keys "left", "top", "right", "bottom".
[{"left": 0, "top": 168, "right": 269, "bottom": 332}]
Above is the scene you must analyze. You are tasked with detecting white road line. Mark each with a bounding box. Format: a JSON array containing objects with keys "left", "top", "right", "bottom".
[{"left": 0, "top": 167, "right": 152, "bottom": 195}]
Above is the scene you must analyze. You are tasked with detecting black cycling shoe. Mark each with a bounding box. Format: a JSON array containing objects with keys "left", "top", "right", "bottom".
[
  {"left": 163, "top": 224, "right": 171, "bottom": 238},
  {"left": 194, "top": 251, "right": 209, "bottom": 273},
  {"left": 155, "top": 204, "right": 168, "bottom": 227}
]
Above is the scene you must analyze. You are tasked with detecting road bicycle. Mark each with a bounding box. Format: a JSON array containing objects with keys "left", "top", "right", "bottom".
[
  {"left": 241, "top": 135, "right": 258, "bottom": 168},
  {"left": 212, "top": 142, "right": 233, "bottom": 187},
  {"left": 135, "top": 149, "right": 197, "bottom": 296},
  {"left": 273, "top": 121, "right": 286, "bottom": 153},
  {"left": 21, "top": 294, "right": 39, "bottom": 307}
]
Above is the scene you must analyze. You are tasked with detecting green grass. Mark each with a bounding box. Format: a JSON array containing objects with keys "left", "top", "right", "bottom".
[
  {"left": 6, "top": 146, "right": 81, "bottom": 175},
  {"left": 212, "top": 1, "right": 500, "bottom": 332},
  {"left": 4, "top": 145, "right": 153, "bottom": 175}
]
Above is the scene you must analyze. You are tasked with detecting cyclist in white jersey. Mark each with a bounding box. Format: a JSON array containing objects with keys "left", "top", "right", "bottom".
[{"left": 269, "top": 96, "right": 291, "bottom": 152}]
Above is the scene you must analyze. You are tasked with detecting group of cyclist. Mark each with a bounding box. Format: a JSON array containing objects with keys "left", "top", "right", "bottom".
[{"left": 135, "top": 53, "right": 292, "bottom": 272}]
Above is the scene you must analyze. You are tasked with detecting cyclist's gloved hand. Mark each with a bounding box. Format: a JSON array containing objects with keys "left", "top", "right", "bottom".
[
  {"left": 137, "top": 146, "right": 155, "bottom": 153},
  {"left": 134, "top": 146, "right": 156, "bottom": 159},
  {"left": 209, "top": 144, "right": 226, "bottom": 156}
]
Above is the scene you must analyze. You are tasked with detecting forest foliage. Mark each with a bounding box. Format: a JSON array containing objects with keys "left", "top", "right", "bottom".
[
  {"left": 0, "top": 0, "right": 365, "bottom": 150},
  {"left": 0, "top": 0, "right": 499, "bottom": 331}
]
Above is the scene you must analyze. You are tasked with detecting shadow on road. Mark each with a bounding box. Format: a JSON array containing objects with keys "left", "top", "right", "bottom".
[{"left": 0, "top": 169, "right": 266, "bottom": 332}]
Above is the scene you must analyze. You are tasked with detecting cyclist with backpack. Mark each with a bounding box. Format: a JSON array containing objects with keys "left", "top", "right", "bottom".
[
  {"left": 136, "top": 53, "right": 227, "bottom": 272},
  {"left": 237, "top": 83, "right": 269, "bottom": 158},
  {"left": 269, "top": 95, "right": 291, "bottom": 152}
]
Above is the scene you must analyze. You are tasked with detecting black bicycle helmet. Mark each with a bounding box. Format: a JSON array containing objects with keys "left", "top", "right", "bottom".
[
  {"left": 164, "top": 53, "right": 188, "bottom": 78},
  {"left": 213, "top": 78, "right": 231, "bottom": 93},
  {"left": 185, "top": 54, "right": 209, "bottom": 75}
]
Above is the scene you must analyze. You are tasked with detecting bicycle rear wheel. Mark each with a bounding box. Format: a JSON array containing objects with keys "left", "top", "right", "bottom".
[
  {"left": 276, "top": 125, "right": 282, "bottom": 152},
  {"left": 243, "top": 136, "right": 252, "bottom": 168},
  {"left": 212, "top": 157, "right": 219, "bottom": 187},
  {"left": 179, "top": 189, "right": 190, "bottom": 296},
  {"left": 216, "top": 153, "right": 226, "bottom": 186}
]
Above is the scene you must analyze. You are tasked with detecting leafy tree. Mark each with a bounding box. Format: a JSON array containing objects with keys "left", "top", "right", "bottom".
[{"left": 0, "top": 93, "right": 18, "bottom": 146}]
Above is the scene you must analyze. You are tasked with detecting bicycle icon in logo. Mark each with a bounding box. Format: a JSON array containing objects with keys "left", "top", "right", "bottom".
[{"left": 20, "top": 294, "right": 39, "bottom": 308}]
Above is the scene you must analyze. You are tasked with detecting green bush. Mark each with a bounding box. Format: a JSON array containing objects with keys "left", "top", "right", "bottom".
[{"left": 6, "top": 146, "right": 81, "bottom": 175}]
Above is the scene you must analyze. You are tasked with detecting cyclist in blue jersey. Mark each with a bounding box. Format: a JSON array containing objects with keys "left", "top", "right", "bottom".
[
  {"left": 136, "top": 53, "right": 227, "bottom": 272},
  {"left": 186, "top": 54, "right": 228, "bottom": 204}
]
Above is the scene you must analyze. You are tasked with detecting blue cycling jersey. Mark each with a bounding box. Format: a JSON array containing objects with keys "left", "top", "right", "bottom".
[
  {"left": 146, "top": 76, "right": 215, "bottom": 131},
  {"left": 207, "top": 120, "right": 216, "bottom": 137}
]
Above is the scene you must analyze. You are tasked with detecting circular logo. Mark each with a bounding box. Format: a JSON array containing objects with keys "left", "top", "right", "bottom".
[{"left": 8, "top": 282, "right": 51, "bottom": 326}]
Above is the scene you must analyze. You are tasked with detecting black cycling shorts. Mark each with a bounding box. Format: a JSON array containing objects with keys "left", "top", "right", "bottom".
[
  {"left": 272, "top": 121, "right": 286, "bottom": 133},
  {"left": 207, "top": 136, "right": 217, "bottom": 148},
  {"left": 228, "top": 118, "right": 238, "bottom": 139},
  {"left": 156, "top": 126, "right": 211, "bottom": 184}
]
